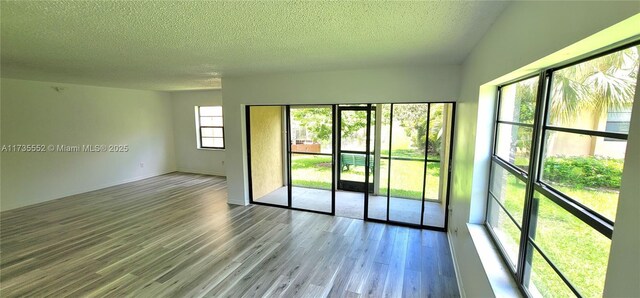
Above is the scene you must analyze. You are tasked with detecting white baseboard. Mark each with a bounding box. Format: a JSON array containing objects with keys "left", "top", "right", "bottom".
[
  {"left": 1, "top": 169, "right": 178, "bottom": 212},
  {"left": 176, "top": 167, "right": 226, "bottom": 177},
  {"left": 448, "top": 231, "right": 466, "bottom": 298}
]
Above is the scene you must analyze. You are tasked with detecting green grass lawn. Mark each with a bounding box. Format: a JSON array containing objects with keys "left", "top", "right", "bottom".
[
  {"left": 497, "top": 175, "right": 613, "bottom": 297},
  {"left": 290, "top": 154, "right": 333, "bottom": 189},
  {"left": 380, "top": 148, "right": 441, "bottom": 161},
  {"left": 291, "top": 154, "right": 442, "bottom": 200}
]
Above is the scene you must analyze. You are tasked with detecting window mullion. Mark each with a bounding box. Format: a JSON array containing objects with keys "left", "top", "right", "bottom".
[
  {"left": 516, "top": 70, "right": 548, "bottom": 284},
  {"left": 534, "top": 184, "right": 613, "bottom": 238},
  {"left": 528, "top": 239, "right": 583, "bottom": 297},
  {"left": 488, "top": 192, "right": 522, "bottom": 229},
  {"left": 492, "top": 156, "right": 528, "bottom": 179}
]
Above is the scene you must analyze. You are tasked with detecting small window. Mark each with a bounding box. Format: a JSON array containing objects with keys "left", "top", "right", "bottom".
[
  {"left": 604, "top": 108, "right": 632, "bottom": 141},
  {"left": 196, "top": 106, "right": 224, "bottom": 149}
]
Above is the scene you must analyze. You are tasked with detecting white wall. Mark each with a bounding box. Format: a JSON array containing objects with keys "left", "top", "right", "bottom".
[
  {"left": 0, "top": 78, "right": 176, "bottom": 211},
  {"left": 170, "top": 90, "right": 226, "bottom": 176},
  {"left": 449, "top": 2, "right": 639, "bottom": 297},
  {"left": 222, "top": 65, "right": 461, "bottom": 205}
]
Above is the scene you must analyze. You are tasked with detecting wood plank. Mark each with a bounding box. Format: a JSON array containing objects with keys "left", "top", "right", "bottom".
[{"left": 0, "top": 172, "right": 459, "bottom": 297}]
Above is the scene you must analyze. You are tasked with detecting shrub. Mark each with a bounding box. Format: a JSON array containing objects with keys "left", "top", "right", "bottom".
[{"left": 542, "top": 156, "right": 623, "bottom": 189}]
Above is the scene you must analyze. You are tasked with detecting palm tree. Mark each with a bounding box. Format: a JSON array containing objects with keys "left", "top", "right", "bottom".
[{"left": 550, "top": 45, "right": 639, "bottom": 125}]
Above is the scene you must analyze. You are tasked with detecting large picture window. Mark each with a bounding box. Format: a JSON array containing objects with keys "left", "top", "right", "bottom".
[{"left": 486, "top": 43, "right": 638, "bottom": 297}]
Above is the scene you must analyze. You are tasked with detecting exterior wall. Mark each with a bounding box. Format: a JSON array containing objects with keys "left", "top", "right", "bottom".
[
  {"left": 249, "top": 106, "right": 284, "bottom": 199},
  {"left": 548, "top": 109, "right": 627, "bottom": 159},
  {"left": 547, "top": 110, "right": 597, "bottom": 157}
]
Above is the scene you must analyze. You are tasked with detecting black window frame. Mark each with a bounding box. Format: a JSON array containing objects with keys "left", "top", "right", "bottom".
[
  {"left": 485, "top": 74, "right": 540, "bottom": 272},
  {"left": 246, "top": 102, "right": 457, "bottom": 232},
  {"left": 197, "top": 106, "right": 225, "bottom": 150},
  {"left": 485, "top": 40, "right": 638, "bottom": 297}
]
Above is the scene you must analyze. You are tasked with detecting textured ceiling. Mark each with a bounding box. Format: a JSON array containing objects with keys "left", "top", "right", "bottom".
[{"left": 1, "top": 1, "right": 508, "bottom": 91}]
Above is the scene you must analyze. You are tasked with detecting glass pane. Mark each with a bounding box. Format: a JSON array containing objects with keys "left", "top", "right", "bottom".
[
  {"left": 423, "top": 162, "right": 444, "bottom": 228},
  {"left": 289, "top": 105, "right": 333, "bottom": 202},
  {"left": 370, "top": 157, "right": 389, "bottom": 221},
  {"left": 495, "top": 123, "right": 533, "bottom": 170},
  {"left": 529, "top": 191, "right": 611, "bottom": 297},
  {"left": 379, "top": 104, "right": 392, "bottom": 162},
  {"left": 200, "top": 117, "right": 213, "bottom": 126},
  {"left": 424, "top": 162, "right": 440, "bottom": 201},
  {"left": 489, "top": 162, "right": 526, "bottom": 226},
  {"left": 388, "top": 159, "right": 424, "bottom": 200},
  {"left": 428, "top": 103, "right": 444, "bottom": 161},
  {"left": 202, "top": 128, "right": 223, "bottom": 138},
  {"left": 290, "top": 106, "right": 333, "bottom": 154},
  {"left": 388, "top": 158, "right": 424, "bottom": 225},
  {"left": 291, "top": 153, "right": 332, "bottom": 213},
  {"left": 201, "top": 128, "right": 215, "bottom": 137},
  {"left": 248, "top": 106, "right": 287, "bottom": 206},
  {"left": 369, "top": 104, "right": 392, "bottom": 221},
  {"left": 212, "top": 138, "right": 224, "bottom": 148},
  {"left": 212, "top": 127, "right": 223, "bottom": 137},
  {"left": 369, "top": 107, "right": 376, "bottom": 154},
  {"left": 201, "top": 137, "right": 214, "bottom": 147},
  {"left": 388, "top": 104, "right": 429, "bottom": 225},
  {"left": 200, "top": 116, "right": 223, "bottom": 127},
  {"left": 487, "top": 198, "right": 521, "bottom": 269},
  {"left": 524, "top": 245, "right": 575, "bottom": 298},
  {"left": 200, "top": 106, "right": 222, "bottom": 117},
  {"left": 340, "top": 153, "right": 369, "bottom": 183},
  {"left": 387, "top": 104, "right": 429, "bottom": 159},
  {"left": 340, "top": 110, "right": 368, "bottom": 151},
  {"left": 424, "top": 103, "right": 453, "bottom": 228},
  {"left": 499, "top": 77, "right": 538, "bottom": 124},
  {"left": 541, "top": 130, "right": 625, "bottom": 221},
  {"left": 291, "top": 154, "right": 332, "bottom": 190},
  {"left": 547, "top": 45, "right": 638, "bottom": 133}
]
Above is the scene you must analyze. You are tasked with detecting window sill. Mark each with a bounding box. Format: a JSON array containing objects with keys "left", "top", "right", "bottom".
[
  {"left": 466, "top": 223, "right": 523, "bottom": 298},
  {"left": 197, "top": 148, "right": 225, "bottom": 152}
]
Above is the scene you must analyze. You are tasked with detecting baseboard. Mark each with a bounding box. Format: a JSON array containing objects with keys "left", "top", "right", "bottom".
[
  {"left": 176, "top": 168, "right": 226, "bottom": 177},
  {"left": 1, "top": 170, "right": 176, "bottom": 212},
  {"left": 448, "top": 231, "right": 466, "bottom": 298}
]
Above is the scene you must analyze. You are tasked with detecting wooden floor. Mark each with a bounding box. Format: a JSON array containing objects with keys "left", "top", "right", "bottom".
[{"left": 0, "top": 172, "right": 459, "bottom": 297}]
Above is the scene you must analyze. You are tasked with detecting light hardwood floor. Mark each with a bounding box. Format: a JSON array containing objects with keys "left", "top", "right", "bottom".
[{"left": 0, "top": 172, "right": 459, "bottom": 297}]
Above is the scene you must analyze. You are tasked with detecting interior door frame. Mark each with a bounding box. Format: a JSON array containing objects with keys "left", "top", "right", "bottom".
[{"left": 336, "top": 105, "right": 376, "bottom": 193}]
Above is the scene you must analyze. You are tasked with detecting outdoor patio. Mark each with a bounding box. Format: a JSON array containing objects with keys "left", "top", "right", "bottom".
[{"left": 255, "top": 186, "right": 446, "bottom": 227}]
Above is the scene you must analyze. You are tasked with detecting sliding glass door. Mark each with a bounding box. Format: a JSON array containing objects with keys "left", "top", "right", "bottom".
[
  {"left": 246, "top": 102, "right": 455, "bottom": 230},
  {"left": 387, "top": 103, "right": 428, "bottom": 225},
  {"left": 289, "top": 105, "right": 334, "bottom": 213},
  {"left": 368, "top": 103, "right": 455, "bottom": 229}
]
